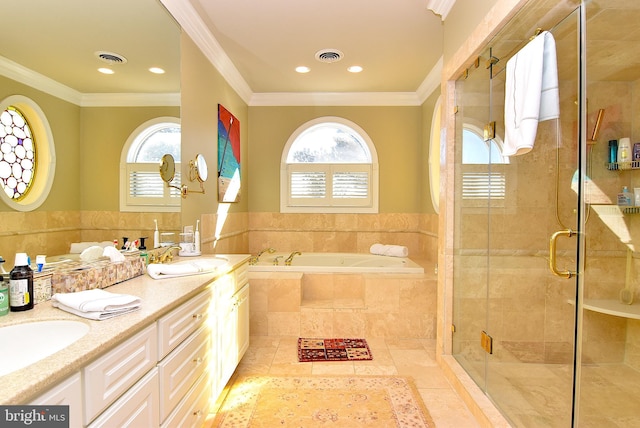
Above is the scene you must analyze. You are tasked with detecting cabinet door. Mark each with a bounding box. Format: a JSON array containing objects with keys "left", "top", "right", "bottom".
[
  {"left": 87, "top": 368, "right": 159, "bottom": 428},
  {"left": 84, "top": 323, "right": 158, "bottom": 425},
  {"left": 216, "top": 282, "right": 250, "bottom": 395},
  {"left": 235, "top": 283, "right": 250, "bottom": 362},
  {"left": 30, "top": 372, "right": 82, "bottom": 428}
]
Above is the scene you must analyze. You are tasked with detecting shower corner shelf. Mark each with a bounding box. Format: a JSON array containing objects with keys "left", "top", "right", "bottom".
[
  {"left": 569, "top": 298, "right": 640, "bottom": 320},
  {"left": 607, "top": 161, "right": 640, "bottom": 170}
]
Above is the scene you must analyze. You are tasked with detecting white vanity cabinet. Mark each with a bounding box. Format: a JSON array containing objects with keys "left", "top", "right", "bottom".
[
  {"left": 84, "top": 323, "right": 158, "bottom": 426},
  {"left": 30, "top": 372, "right": 83, "bottom": 428},
  {"left": 214, "top": 263, "right": 250, "bottom": 397},
  {"left": 157, "top": 289, "right": 212, "bottom": 425}
]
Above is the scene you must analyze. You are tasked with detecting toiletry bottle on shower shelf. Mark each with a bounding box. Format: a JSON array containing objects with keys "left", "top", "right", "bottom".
[
  {"left": 609, "top": 140, "right": 618, "bottom": 169},
  {"left": 618, "top": 186, "right": 633, "bottom": 206},
  {"left": 618, "top": 138, "right": 632, "bottom": 169}
]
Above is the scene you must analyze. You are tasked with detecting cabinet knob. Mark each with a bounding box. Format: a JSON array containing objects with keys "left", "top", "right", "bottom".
[
  {"left": 192, "top": 313, "right": 203, "bottom": 320},
  {"left": 193, "top": 357, "right": 203, "bottom": 364},
  {"left": 193, "top": 410, "right": 203, "bottom": 417}
]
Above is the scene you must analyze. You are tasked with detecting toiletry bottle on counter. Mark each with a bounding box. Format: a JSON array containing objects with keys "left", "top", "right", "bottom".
[
  {"left": 9, "top": 252, "right": 33, "bottom": 312},
  {"left": 0, "top": 275, "right": 8, "bottom": 316}
]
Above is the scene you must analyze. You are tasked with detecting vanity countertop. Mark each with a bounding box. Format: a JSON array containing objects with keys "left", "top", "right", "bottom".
[{"left": 0, "top": 254, "right": 250, "bottom": 405}]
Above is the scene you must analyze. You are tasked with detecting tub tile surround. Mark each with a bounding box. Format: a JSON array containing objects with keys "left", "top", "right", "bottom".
[{"left": 249, "top": 271, "right": 437, "bottom": 340}]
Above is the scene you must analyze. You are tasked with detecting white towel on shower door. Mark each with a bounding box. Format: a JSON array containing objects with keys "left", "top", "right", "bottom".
[{"left": 503, "top": 30, "right": 560, "bottom": 156}]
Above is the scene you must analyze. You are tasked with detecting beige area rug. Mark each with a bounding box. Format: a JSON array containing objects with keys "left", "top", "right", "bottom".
[{"left": 212, "top": 375, "right": 435, "bottom": 427}]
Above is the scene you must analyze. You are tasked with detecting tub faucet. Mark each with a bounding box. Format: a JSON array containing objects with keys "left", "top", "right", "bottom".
[
  {"left": 249, "top": 247, "right": 276, "bottom": 265},
  {"left": 285, "top": 251, "right": 301, "bottom": 266},
  {"left": 158, "top": 246, "right": 181, "bottom": 263}
]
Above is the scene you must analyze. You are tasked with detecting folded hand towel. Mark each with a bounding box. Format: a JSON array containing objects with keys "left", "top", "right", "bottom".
[
  {"left": 370, "top": 243, "right": 409, "bottom": 258},
  {"left": 51, "top": 289, "right": 141, "bottom": 321},
  {"left": 146, "top": 260, "right": 217, "bottom": 280},
  {"left": 503, "top": 30, "right": 559, "bottom": 156}
]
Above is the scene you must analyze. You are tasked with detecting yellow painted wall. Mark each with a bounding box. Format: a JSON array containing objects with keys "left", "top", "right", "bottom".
[
  {"left": 180, "top": 34, "right": 249, "bottom": 227},
  {"left": 247, "top": 106, "right": 423, "bottom": 213},
  {"left": 80, "top": 106, "right": 179, "bottom": 211},
  {"left": 0, "top": 76, "right": 81, "bottom": 211}
]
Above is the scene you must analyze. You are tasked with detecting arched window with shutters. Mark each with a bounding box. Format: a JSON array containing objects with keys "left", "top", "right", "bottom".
[
  {"left": 119, "top": 117, "right": 181, "bottom": 212},
  {"left": 280, "top": 116, "right": 378, "bottom": 213}
]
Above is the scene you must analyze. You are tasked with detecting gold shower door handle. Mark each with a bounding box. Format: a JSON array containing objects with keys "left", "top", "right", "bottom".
[{"left": 549, "top": 229, "right": 577, "bottom": 278}]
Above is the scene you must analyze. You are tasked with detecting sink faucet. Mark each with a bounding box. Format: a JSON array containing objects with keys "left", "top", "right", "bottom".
[
  {"left": 285, "top": 251, "right": 301, "bottom": 266},
  {"left": 249, "top": 247, "right": 276, "bottom": 265},
  {"left": 158, "top": 246, "right": 181, "bottom": 263}
]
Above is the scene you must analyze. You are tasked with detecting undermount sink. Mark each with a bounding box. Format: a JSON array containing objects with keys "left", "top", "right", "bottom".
[
  {"left": 146, "top": 256, "right": 229, "bottom": 280},
  {"left": 0, "top": 320, "right": 90, "bottom": 377}
]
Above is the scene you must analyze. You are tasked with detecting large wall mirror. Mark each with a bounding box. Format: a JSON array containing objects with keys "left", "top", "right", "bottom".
[{"left": 0, "top": 0, "right": 180, "bottom": 212}]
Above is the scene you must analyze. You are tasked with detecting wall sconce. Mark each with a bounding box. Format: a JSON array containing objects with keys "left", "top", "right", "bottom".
[{"left": 159, "top": 153, "right": 208, "bottom": 198}]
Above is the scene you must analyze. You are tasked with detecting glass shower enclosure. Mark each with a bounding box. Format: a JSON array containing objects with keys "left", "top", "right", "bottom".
[{"left": 450, "top": 0, "right": 640, "bottom": 426}]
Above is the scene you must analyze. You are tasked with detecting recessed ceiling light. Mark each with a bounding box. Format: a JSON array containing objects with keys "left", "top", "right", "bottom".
[
  {"left": 98, "top": 67, "right": 114, "bottom": 75},
  {"left": 149, "top": 67, "right": 165, "bottom": 74},
  {"left": 295, "top": 66, "right": 310, "bottom": 73},
  {"left": 348, "top": 65, "right": 363, "bottom": 73}
]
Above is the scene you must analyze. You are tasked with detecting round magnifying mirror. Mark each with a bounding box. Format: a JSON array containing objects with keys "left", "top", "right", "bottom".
[
  {"left": 195, "top": 153, "right": 208, "bottom": 182},
  {"left": 159, "top": 154, "right": 176, "bottom": 183}
]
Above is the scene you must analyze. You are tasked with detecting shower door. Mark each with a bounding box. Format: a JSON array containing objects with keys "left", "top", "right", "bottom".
[{"left": 452, "top": 3, "right": 582, "bottom": 426}]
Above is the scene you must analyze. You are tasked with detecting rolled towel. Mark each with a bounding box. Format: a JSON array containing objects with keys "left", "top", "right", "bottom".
[
  {"left": 370, "top": 243, "right": 409, "bottom": 258},
  {"left": 51, "top": 289, "right": 141, "bottom": 321}
]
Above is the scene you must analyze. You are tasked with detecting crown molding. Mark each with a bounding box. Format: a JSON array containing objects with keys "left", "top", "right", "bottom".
[
  {"left": 159, "top": 0, "right": 253, "bottom": 104},
  {"left": 249, "top": 92, "right": 422, "bottom": 107},
  {"left": 416, "top": 56, "right": 443, "bottom": 104},
  {"left": 0, "top": 55, "right": 180, "bottom": 107},
  {"left": 0, "top": 55, "right": 83, "bottom": 105},
  {"left": 426, "top": 0, "right": 456, "bottom": 20},
  {"left": 80, "top": 93, "right": 180, "bottom": 107}
]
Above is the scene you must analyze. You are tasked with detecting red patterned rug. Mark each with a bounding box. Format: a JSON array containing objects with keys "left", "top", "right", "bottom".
[{"left": 298, "top": 338, "right": 373, "bottom": 362}]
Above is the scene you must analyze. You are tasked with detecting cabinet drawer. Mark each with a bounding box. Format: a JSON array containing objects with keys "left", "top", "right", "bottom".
[
  {"left": 158, "top": 290, "right": 211, "bottom": 359},
  {"left": 84, "top": 323, "right": 158, "bottom": 425},
  {"left": 158, "top": 325, "right": 211, "bottom": 422},
  {"left": 30, "top": 372, "right": 83, "bottom": 428},
  {"left": 161, "top": 372, "right": 211, "bottom": 428},
  {"left": 87, "top": 368, "right": 159, "bottom": 428}
]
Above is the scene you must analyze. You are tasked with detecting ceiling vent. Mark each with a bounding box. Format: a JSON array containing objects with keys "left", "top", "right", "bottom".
[
  {"left": 95, "top": 51, "right": 128, "bottom": 65},
  {"left": 315, "top": 49, "right": 344, "bottom": 63}
]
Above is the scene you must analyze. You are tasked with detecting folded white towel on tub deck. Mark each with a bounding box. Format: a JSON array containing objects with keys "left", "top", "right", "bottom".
[
  {"left": 370, "top": 243, "right": 409, "bottom": 258},
  {"left": 51, "top": 288, "right": 141, "bottom": 320},
  {"left": 503, "top": 30, "right": 559, "bottom": 156}
]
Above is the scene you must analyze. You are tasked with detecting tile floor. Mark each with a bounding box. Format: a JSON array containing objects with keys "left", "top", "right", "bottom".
[{"left": 210, "top": 335, "right": 480, "bottom": 427}]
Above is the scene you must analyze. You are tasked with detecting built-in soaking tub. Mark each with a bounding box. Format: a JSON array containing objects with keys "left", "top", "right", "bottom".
[
  {"left": 247, "top": 252, "right": 433, "bottom": 339},
  {"left": 248, "top": 252, "right": 424, "bottom": 274}
]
